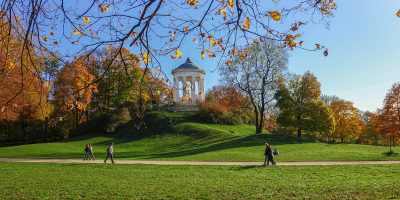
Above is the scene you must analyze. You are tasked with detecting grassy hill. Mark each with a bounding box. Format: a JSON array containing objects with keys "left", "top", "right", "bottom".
[{"left": 0, "top": 111, "right": 398, "bottom": 162}]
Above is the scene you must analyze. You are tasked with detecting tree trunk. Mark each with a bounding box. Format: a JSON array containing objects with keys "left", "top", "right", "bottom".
[
  {"left": 258, "top": 115, "right": 264, "bottom": 134},
  {"left": 254, "top": 110, "right": 260, "bottom": 134},
  {"left": 393, "top": 138, "right": 396, "bottom": 148},
  {"left": 75, "top": 109, "right": 79, "bottom": 129},
  {"left": 296, "top": 115, "right": 302, "bottom": 143},
  {"left": 297, "top": 127, "right": 302, "bottom": 143},
  {"left": 44, "top": 117, "right": 48, "bottom": 142}
]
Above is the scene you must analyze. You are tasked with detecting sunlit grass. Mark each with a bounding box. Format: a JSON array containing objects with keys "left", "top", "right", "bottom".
[{"left": 1, "top": 162, "right": 400, "bottom": 199}]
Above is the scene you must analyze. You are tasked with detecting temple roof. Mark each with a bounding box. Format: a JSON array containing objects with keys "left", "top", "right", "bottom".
[{"left": 172, "top": 58, "right": 205, "bottom": 74}]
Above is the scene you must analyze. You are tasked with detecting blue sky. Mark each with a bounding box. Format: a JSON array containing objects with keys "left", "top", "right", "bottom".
[{"left": 164, "top": 0, "right": 400, "bottom": 112}]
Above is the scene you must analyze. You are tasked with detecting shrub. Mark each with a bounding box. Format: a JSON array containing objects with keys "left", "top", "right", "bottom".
[{"left": 106, "top": 107, "right": 132, "bottom": 133}]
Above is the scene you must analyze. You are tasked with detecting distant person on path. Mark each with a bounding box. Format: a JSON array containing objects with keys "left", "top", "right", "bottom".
[
  {"left": 273, "top": 148, "right": 279, "bottom": 156},
  {"left": 83, "top": 144, "right": 90, "bottom": 161},
  {"left": 263, "top": 143, "right": 276, "bottom": 166},
  {"left": 88, "top": 144, "right": 95, "bottom": 160},
  {"left": 104, "top": 143, "right": 115, "bottom": 164}
]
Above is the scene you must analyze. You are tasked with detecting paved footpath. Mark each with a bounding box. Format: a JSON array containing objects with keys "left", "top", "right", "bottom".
[{"left": 1, "top": 158, "right": 400, "bottom": 166}]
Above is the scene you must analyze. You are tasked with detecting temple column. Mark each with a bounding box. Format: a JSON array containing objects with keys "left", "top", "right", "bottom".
[
  {"left": 191, "top": 77, "right": 195, "bottom": 103},
  {"left": 173, "top": 77, "right": 178, "bottom": 102},
  {"left": 199, "top": 77, "right": 205, "bottom": 101},
  {"left": 178, "top": 77, "right": 183, "bottom": 102}
]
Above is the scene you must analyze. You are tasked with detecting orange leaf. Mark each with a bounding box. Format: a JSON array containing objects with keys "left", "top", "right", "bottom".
[
  {"left": 187, "top": 0, "right": 199, "bottom": 6},
  {"left": 268, "top": 11, "right": 281, "bottom": 21},
  {"left": 100, "top": 5, "right": 109, "bottom": 12}
]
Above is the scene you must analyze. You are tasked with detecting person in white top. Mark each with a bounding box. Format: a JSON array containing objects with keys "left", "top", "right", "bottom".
[{"left": 104, "top": 142, "right": 114, "bottom": 164}]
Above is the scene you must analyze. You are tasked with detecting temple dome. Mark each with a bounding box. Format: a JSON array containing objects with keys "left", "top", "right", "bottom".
[{"left": 172, "top": 58, "right": 205, "bottom": 75}]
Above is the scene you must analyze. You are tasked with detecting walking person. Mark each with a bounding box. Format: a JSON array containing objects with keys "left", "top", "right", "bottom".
[
  {"left": 88, "top": 144, "right": 95, "bottom": 160},
  {"left": 104, "top": 143, "right": 115, "bottom": 164},
  {"left": 263, "top": 143, "right": 276, "bottom": 166},
  {"left": 83, "top": 144, "right": 90, "bottom": 161}
]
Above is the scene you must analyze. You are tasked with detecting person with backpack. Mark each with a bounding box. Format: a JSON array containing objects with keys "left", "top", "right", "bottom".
[
  {"left": 263, "top": 143, "right": 276, "bottom": 166},
  {"left": 273, "top": 148, "right": 279, "bottom": 156},
  {"left": 104, "top": 143, "right": 115, "bottom": 164}
]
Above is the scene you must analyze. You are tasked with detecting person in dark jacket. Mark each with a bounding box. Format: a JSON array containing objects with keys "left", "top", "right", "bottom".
[
  {"left": 83, "top": 144, "right": 90, "bottom": 160},
  {"left": 263, "top": 143, "right": 276, "bottom": 166},
  {"left": 104, "top": 143, "right": 115, "bottom": 164}
]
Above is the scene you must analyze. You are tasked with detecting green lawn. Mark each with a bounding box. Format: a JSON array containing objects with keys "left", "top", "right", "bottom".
[
  {"left": 0, "top": 112, "right": 398, "bottom": 162},
  {"left": 0, "top": 162, "right": 399, "bottom": 199}
]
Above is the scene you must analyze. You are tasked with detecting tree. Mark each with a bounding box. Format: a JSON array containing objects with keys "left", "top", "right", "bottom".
[
  {"left": 0, "top": 19, "right": 52, "bottom": 143},
  {"left": 205, "top": 85, "right": 247, "bottom": 113},
  {"left": 53, "top": 55, "right": 97, "bottom": 130},
  {"left": 220, "top": 41, "right": 287, "bottom": 133},
  {"left": 329, "top": 99, "right": 363, "bottom": 143},
  {"left": 378, "top": 83, "right": 400, "bottom": 151},
  {"left": 359, "top": 111, "right": 380, "bottom": 145},
  {"left": 90, "top": 47, "right": 147, "bottom": 114},
  {"left": 199, "top": 85, "right": 252, "bottom": 125},
  {"left": 275, "top": 72, "right": 334, "bottom": 141}
]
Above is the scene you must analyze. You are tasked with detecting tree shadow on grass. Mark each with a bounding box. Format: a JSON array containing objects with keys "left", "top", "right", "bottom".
[
  {"left": 139, "top": 133, "right": 304, "bottom": 160},
  {"left": 383, "top": 151, "right": 399, "bottom": 157}
]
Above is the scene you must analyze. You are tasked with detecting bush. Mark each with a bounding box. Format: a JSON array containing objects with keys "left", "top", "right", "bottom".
[
  {"left": 106, "top": 107, "right": 132, "bottom": 133},
  {"left": 198, "top": 102, "right": 252, "bottom": 125}
]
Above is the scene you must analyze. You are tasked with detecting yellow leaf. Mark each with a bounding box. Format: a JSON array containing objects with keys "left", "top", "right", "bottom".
[
  {"left": 201, "top": 51, "right": 205, "bottom": 59},
  {"left": 192, "top": 38, "right": 197, "bottom": 43},
  {"left": 226, "top": 60, "right": 232, "bottom": 66},
  {"left": 268, "top": 11, "right": 281, "bottom": 21},
  {"left": 243, "top": 17, "right": 250, "bottom": 30},
  {"left": 42, "top": 36, "right": 48, "bottom": 42},
  {"left": 73, "top": 29, "right": 80, "bottom": 35},
  {"left": 141, "top": 51, "right": 151, "bottom": 63},
  {"left": 83, "top": 16, "right": 90, "bottom": 24},
  {"left": 100, "top": 5, "right": 109, "bottom": 12},
  {"left": 183, "top": 27, "right": 189, "bottom": 33},
  {"left": 7, "top": 61, "right": 14, "bottom": 70},
  {"left": 106, "top": 45, "right": 112, "bottom": 51},
  {"left": 175, "top": 48, "right": 182, "bottom": 59},
  {"left": 228, "top": 0, "right": 235, "bottom": 8},
  {"left": 210, "top": 37, "right": 217, "bottom": 46},
  {"left": 230, "top": 49, "right": 238, "bottom": 55},
  {"left": 217, "top": 8, "right": 227, "bottom": 16},
  {"left": 50, "top": 32, "right": 54, "bottom": 36},
  {"left": 130, "top": 31, "right": 137, "bottom": 37},
  {"left": 155, "top": 68, "right": 161, "bottom": 73},
  {"left": 320, "top": 8, "right": 330, "bottom": 15},
  {"left": 397, "top": 9, "right": 400, "bottom": 17}
]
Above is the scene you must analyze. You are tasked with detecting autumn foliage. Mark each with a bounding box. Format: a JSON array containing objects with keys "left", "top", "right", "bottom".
[
  {"left": 198, "top": 85, "right": 252, "bottom": 125},
  {"left": 377, "top": 83, "right": 400, "bottom": 150}
]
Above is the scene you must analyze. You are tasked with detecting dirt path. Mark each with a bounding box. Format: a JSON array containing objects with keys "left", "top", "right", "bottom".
[{"left": 1, "top": 158, "right": 400, "bottom": 166}]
